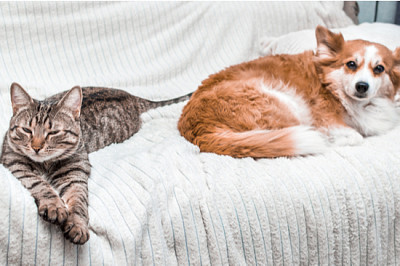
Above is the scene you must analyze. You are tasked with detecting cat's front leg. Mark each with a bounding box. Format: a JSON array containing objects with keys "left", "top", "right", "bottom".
[
  {"left": 51, "top": 157, "right": 91, "bottom": 245},
  {"left": 62, "top": 184, "right": 90, "bottom": 245},
  {"left": 2, "top": 158, "right": 68, "bottom": 224}
]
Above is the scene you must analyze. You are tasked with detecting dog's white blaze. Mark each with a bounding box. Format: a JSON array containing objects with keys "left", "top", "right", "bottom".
[
  {"left": 259, "top": 81, "right": 313, "bottom": 125},
  {"left": 352, "top": 46, "right": 382, "bottom": 98},
  {"left": 364, "top": 45, "right": 378, "bottom": 64}
]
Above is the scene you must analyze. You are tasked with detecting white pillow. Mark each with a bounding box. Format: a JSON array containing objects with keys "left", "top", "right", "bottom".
[{"left": 260, "top": 23, "right": 400, "bottom": 56}]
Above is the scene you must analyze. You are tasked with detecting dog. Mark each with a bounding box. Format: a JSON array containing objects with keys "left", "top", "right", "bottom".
[{"left": 178, "top": 25, "right": 400, "bottom": 158}]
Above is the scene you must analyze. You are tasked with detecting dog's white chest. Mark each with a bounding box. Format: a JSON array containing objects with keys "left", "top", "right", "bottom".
[{"left": 344, "top": 98, "right": 400, "bottom": 136}]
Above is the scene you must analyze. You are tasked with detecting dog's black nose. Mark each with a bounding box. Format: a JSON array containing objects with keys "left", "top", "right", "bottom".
[{"left": 355, "top": 82, "right": 369, "bottom": 94}]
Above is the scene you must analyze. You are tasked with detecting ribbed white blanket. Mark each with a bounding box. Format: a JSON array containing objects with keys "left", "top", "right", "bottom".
[{"left": 3, "top": 2, "right": 399, "bottom": 265}]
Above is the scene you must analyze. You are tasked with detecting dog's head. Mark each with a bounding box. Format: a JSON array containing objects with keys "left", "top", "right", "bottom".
[{"left": 314, "top": 25, "right": 400, "bottom": 102}]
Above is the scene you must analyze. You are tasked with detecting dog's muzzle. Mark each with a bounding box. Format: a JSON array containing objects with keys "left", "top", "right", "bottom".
[{"left": 355, "top": 82, "right": 369, "bottom": 98}]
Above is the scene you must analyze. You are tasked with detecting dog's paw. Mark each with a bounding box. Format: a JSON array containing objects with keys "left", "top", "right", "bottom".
[
  {"left": 328, "top": 127, "right": 364, "bottom": 147},
  {"left": 38, "top": 196, "right": 69, "bottom": 225},
  {"left": 62, "top": 214, "right": 90, "bottom": 245}
]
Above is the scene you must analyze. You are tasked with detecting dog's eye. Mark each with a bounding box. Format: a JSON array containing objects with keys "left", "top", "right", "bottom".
[
  {"left": 346, "top": 61, "right": 357, "bottom": 70},
  {"left": 373, "top": 65, "right": 385, "bottom": 74},
  {"left": 22, "top": 127, "right": 32, "bottom": 134}
]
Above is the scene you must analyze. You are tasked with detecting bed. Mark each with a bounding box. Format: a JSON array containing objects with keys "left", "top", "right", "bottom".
[{"left": 1, "top": 2, "right": 400, "bottom": 265}]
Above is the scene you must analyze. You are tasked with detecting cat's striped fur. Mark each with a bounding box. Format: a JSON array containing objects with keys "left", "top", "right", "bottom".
[{"left": 1, "top": 83, "right": 191, "bottom": 244}]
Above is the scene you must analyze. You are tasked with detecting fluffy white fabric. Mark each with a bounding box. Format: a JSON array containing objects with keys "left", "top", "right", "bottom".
[
  {"left": 260, "top": 22, "right": 400, "bottom": 55},
  {"left": 3, "top": 2, "right": 400, "bottom": 266}
]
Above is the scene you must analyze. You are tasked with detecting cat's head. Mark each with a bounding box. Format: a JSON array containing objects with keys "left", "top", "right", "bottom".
[{"left": 7, "top": 83, "right": 83, "bottom": 162}]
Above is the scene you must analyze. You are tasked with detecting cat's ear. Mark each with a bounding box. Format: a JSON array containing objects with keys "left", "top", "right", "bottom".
[
  {"left": 10, "top": 83, "right": 34, "bottom": 114},
  {"left": 315, "top": 25, "right": 344, "bottom": 60},
  {"left": 57, "top": 86, "right": 82, "bottom": 120}
]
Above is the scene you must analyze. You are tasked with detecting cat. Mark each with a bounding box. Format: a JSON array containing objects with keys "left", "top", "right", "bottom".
[{"left": 1, "top": 83, "right": 191, "bottom": 244}]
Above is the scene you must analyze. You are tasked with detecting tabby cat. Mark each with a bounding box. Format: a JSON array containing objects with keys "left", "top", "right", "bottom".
[{"left": 1, "top": 83, "right": 191, "bottom": 244}]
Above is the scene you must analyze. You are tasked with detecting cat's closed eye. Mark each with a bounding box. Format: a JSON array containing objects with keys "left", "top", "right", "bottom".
[
  {"left": 47, "top": 130, "right": 60, "bottom": 136},
  {"left": 22, "top": 127, "right": 32, "bottom": 134},
  {"left": 46, "top": 131, "right": 61, "bottom": 139}
]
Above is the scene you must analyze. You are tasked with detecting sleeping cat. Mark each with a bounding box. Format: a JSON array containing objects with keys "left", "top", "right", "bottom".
[{"left": 0, "top": 83, "right": 191, "bottom": 245}]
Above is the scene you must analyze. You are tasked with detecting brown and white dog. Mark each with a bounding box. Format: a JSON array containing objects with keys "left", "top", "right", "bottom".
[{"left": 178, "top": 26, "right": 400, "bottom": 158}]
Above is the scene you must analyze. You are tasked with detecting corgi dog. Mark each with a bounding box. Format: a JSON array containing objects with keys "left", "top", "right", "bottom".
[{"left": 178, "top": 26, "right": 400, "bottom": 158}]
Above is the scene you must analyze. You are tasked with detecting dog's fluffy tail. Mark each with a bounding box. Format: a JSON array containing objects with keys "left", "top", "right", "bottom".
[{"left": 193, "top": 125, "right": 327, "bottom": 158}]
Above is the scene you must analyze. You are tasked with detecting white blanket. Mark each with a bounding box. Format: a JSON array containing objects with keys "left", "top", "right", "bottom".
[
  {"left": 260, "top": 22, "right": 400, "bottom": 55},
  {"left": 3, "top": 2, "right": 399, "bottom": 265}
]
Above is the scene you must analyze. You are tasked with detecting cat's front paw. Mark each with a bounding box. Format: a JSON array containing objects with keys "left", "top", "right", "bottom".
[
  {"left": 328, "top": 127, "right": 364, "bottom": 147},
  {"left": 63, "top": 214, "right": 90, "bottom": 245},
  {"left": 38, "top": 197, "right": 68, "bottom": 225}
]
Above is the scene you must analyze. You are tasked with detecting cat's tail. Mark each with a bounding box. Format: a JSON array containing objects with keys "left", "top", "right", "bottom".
[
  {"left": 145, "top": 92, "right": 193, "bottom": 110},
  {"left": 191, "top": 125, "right": 327, "bottom": 158}
]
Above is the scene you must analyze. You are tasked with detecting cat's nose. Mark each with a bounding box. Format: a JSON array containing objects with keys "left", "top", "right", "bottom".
[
  {"left": 32, "top": 145, "right": 43, "bottom": 153},
  {"left": 31, "top": 138, "right": 44, "bottom": 153}
]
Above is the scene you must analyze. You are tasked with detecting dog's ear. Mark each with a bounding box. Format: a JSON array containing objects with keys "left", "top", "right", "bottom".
[
  {"left": 393, "top": 47, "right": 400, "bottom": 63},
  {"left": 315, "top": 25, "right": 344, "bottom": 60},
  {"left": 390, "top": 47, "right": 400, "bottom": 92}
]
